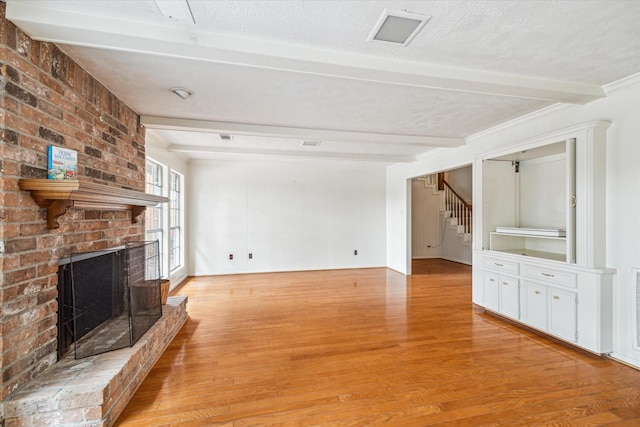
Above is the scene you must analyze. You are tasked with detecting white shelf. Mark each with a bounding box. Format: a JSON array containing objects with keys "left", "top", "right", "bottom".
[
  {"left": 495, "top": 227, "right": 565, "bottom": 237},
  {"left": 490, "top": 231, "right": 566, "bottom": 262},
  {"left": 492, "top": 248, "right": 566, "bottom": 262}
]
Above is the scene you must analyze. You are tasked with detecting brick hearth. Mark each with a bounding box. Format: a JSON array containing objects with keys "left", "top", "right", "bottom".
[{"left": 3, "top": 296, "right": 187, "bottom": 426}]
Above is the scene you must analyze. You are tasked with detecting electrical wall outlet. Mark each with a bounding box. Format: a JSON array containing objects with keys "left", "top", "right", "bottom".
[
  {"left": 249, "top": 253, "right": 253, "bottom": 259},
  {"left": 354, "top": 250, "right": 358, "bottom": 255},
  {"left": 229, "top": 254, "right": 233, "bottom": 260}
]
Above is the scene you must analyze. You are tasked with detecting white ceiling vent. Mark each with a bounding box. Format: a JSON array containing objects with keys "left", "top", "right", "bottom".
[
  {"left": 219, "top": 134, "right": 233, "bottom": 141},
  {"left": 368, "top": 9, "right": 431, "bottom": 46},
  {"left": 154, "top": 0, "right": 195, "bottom": 24},
  {"left": 302, "top": 140, "right": 321, "bottom": 147}
]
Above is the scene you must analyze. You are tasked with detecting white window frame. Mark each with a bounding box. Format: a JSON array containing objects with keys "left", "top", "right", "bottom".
[
  {"left": 145, "top": 158, "right": 185, "bottom": 279},
  {"left": 169, "top": 170, "right": 184, "bottom": 274},
  {"left": 145, "top": 158, "right": 165, "bottom": 276}
]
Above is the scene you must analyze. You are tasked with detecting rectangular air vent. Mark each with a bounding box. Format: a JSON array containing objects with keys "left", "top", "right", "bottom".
[{"left": 368, "top": 9, "right": 431, "bottom": 46}]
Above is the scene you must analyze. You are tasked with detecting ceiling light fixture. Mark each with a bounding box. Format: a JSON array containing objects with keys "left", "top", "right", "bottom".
[
  {"left": 368, "top": 9, "right": 431, "bottom": 46},
  {"left": 170, "top": 87, "right": 193, "bottom": 100},
  {"left": 154, "top": 0, "right": 195, "bottom": 24}
]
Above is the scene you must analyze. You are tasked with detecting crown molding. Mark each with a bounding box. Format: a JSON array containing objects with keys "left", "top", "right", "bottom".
[{"left": 603, "top": 72, "right": 640, "bottom": 95}]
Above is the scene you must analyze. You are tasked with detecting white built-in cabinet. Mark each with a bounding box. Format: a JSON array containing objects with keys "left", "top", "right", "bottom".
[{"left": 472, "top": 122, "right": 615, "bottom": 354}]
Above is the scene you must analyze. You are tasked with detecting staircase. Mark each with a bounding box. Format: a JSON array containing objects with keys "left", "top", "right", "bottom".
[
  {"left": 439, "top": 176, "right": 472, "bottom": 243},
  {"left": 414, "top": 173, "right": 472, "bottom": 264}
]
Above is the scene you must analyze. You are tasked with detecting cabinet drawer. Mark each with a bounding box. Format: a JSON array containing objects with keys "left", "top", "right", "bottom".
[
  {"left": 483, "top": 258, "right": 519, "bottom": 275},
  {"left": 523, "top": 264, "right": 576, "bottom": 288}
]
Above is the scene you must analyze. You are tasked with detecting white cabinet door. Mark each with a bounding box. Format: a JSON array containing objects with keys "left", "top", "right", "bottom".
[
  {"left": 499, "top": 276, "right": 520, "bottom": 320},
  {"left": 483, "top": 272, "right": 500, "bottom": 311},
  {"left": 524, "top": 282, "right": 547, "bottom": 329},
  {"left": 549, "top": 288, "right": 577, "bottom": 342}
]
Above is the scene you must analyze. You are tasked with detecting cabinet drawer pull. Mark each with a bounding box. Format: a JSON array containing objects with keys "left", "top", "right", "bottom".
[
  {"left": 494, "top": 263, "right": 504, "bottom": 267},
  {"left": 502, "top": 282, "right": 509, "bottom": 285},
  {"left": 535, "top": 290, "right": 541, "bottom": 295},
  {"left": 542, "top": 272, "right": 555, "bottom": 277},
  {"left": 553, "top": 295, "right": 560, "bottom": 300},
  {"left": 489, "top": 278, "right": 495, "bottom": 282}
]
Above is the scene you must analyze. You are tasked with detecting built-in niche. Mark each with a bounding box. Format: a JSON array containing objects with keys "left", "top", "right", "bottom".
[
  {"left": 482, "top": 140, "right": 576, "bottom": 263},
  {"left": 472, "top": 122, "right": 614, "bottom": 355}
]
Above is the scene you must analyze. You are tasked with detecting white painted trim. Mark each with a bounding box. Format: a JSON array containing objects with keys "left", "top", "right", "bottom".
[
  {"left": 6, "top": 1, "right": 606, "bottom": 104},
  {"left": 466, "top": 103, "right": 569, "bottom": 143},
  {"left": 478, "top": 121, "right": 611, "bottom": 161},
  {"left": 141, "top": 116, "right": 463, "bottom": 148},
  {"left": 466, "top": 75, "right": 638, "bottom": 143},
  {"left": 168, "top": 144, "right": 415, "bottom": 163},
  {"left": 608, "top": 353, "right": 640, "bottom": 370},
  {"left": 440, "top": 256, "right": 472, "bottom": 266},
  {"left": 632, "top": 268, "right": 640, "bottom": 351},
  {"left": 519, "top": 152, "right": 566, "bottom": 167},
  {"left": 603, "top": 72, "right": 640, "bottom": 95}
]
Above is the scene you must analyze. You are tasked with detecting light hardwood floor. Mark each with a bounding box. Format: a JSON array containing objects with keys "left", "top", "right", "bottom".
[{"left": 115, "top": 259, "right": 640, "bottom": 426}]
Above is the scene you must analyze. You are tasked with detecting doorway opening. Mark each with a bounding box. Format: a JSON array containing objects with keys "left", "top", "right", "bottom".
[{"left": 409, "top": 165, "right": 473, "bottom": 274}]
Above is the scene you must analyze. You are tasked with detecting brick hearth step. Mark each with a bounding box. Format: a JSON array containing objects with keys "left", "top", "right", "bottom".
[{"left": 3, "top": 296, "right": 188, "bottom": 427}]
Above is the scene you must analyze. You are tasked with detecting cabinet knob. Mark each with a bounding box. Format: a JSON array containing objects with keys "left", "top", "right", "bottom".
[
  {"left": 535, "top": 290, "right": 541, "bottom": 295},
  {"left": 489, "top": 278, "right": 495, "bottom": 282},
  {"left": 553, "top": 295, "right": 560, "bottom": 300}
]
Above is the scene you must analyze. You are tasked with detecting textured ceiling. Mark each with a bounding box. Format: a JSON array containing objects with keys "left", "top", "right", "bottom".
[{"left": 6, "top": 0, "right": 640, "bottom": 163}]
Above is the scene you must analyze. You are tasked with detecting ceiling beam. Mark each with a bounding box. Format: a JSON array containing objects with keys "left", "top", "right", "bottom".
[
  {"left": 6, "top": 1, "right": 606, "bottom": 104},
  {"left": 167, "top": 144, "right": 416, "bottom": 163},
  {"left": 140, "top": 116, "right": 464, "bottom": 148}
]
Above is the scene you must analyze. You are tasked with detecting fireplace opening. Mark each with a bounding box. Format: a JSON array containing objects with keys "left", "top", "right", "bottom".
[{"left": 57, "top": 241, "right": 163, "bottom": 359}]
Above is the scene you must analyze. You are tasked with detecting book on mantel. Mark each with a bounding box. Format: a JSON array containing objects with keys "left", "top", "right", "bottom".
[{"left": 47, "top": 145, "right": 77, "bottom": 180}]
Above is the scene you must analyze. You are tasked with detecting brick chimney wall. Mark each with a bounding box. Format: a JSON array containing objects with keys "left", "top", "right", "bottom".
[{"left": 0, "top": 3, "right": 147, "bottom": 419}]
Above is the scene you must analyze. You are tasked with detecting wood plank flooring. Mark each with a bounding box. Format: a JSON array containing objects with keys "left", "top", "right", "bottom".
[{"left": 115, "top": 259, "right": 640, "bottom": 426}]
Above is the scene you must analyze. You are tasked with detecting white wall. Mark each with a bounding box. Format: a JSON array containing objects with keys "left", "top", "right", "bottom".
[
  {"left": 411, "top": 179, "right": 442, "bottom": 259},
  {"left": 519, "top": 155, "right": 566, "bottom": 229},
  {"left": 445, "top": 165, "right": 472, "bottom": 203},
  {"left": 386, "top": 77, "right": 640, "bottom": 367},
  {"left": 145, "top": 134, "right": 190, "bottom": 287},
  {"left": 189, "top": 158, "right": 387, "bottom": 275}
]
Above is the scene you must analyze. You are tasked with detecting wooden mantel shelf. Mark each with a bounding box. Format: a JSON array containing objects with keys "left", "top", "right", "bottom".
[{"left": 19, "top": 179, "right": 169, "bottom": 229}]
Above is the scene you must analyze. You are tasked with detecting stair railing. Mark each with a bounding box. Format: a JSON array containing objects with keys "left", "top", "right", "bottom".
[{"left": 441, "top": 180, "right": 472, "bottom": 234}]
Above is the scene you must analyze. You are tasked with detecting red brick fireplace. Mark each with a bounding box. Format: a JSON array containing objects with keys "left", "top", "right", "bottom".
[{"left": 0, "top": 4, "right": 186, "bottom": 424}]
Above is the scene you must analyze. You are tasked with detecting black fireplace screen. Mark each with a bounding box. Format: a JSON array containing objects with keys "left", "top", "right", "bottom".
[{"left": 57, "top": 241, "right": 162, "bottom": 359}]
